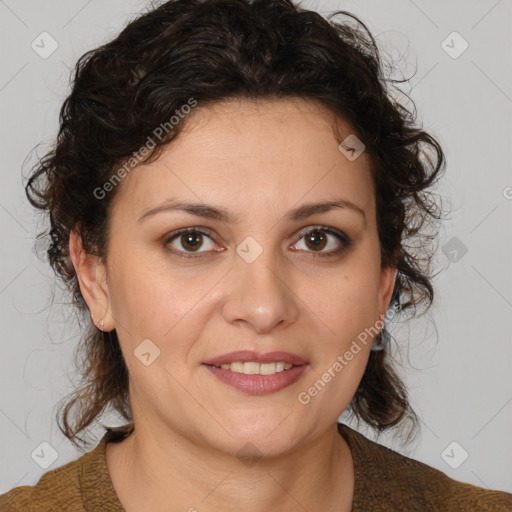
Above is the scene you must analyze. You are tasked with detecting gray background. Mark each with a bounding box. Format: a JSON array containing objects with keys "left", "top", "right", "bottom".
[{"left": 1, "top": 0, "right": 511, "bottom": 495}]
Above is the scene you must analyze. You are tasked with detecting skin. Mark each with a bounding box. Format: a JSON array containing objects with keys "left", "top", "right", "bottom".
[{"left": 70, "top": 97, "right": 397, "bottom": 512}]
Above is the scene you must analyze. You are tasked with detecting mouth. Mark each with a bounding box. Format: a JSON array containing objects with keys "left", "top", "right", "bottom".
[
  {"left": 202, "top": 350, "right": 308, "bottom": 368},
  {"left": 202, "top": 350, "right": 309, "bottom": 395},
  {"left": 204, "top": 361, "right": 300, "bottom": 375}
]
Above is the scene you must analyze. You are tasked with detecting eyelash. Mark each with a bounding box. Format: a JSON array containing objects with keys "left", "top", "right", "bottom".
[{"left": 163, "top": 226, "right": 352, "bottom": 260}]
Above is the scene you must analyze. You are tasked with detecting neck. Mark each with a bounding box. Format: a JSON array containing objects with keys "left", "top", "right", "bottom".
[{"left": 106, "top": 420, "right": 354, "bottom": 512}]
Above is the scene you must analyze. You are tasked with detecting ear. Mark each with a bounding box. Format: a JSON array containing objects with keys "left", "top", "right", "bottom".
[
  {"left": 69, "top": 229, "right": 115, "bottom": 332},
  {"left": 377, "top": 265, "right": 398, "bottom": 319}
]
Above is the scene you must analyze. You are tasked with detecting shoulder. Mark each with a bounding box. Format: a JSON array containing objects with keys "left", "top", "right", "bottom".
[
  {"left": 0, "top": 428, "right": 125, "bottom": 512},
  {"left": 0, "top": 452, "right": 84, "bottom": 512},
  {"left": 338, "top": 423, "right": 512, "bottom": 511}
]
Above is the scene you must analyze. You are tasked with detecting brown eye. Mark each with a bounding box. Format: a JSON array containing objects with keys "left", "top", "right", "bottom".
[
  {"left": 292, "top": 226, "right": 351, "bottom": 257},
  {"left": 165, "top": 228, "right": 218, "bottom": 257},
  {"left": 304, "top": 229, "right": 328, "bottom": 251},
  {"left": 180, "top": 231, "right": 203, "bottom": 251}
]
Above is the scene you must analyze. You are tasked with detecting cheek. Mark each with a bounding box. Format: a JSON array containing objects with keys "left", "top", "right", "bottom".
[
  {"left": 310, "top": 259, "right": 382, "bottom": 346},
  {"left": 106, "top": 247, "right": 162, "bottom": 332},
  {"left": 107, "top": 248, "right": 217, "bottom": 356}
]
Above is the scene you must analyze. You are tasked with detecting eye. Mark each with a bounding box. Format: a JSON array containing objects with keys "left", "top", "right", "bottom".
[
  {"left": 164, "top": 228, "right": 221, "bottom": 258},
  {"left": 164, "top": 225, "right": 351, "bottom": 259},
  {"left": 291, "top": 226, "right": 351, "bottom": 257}
]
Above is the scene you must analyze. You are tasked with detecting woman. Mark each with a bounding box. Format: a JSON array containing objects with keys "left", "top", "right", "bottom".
[{"left": 1, "top": 0, "right": 510, "bottom": 510}]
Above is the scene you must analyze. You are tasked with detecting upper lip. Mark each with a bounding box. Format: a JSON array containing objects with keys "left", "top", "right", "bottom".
[{"left": 203, "top": 350, "right": 308, "bottom": 366}]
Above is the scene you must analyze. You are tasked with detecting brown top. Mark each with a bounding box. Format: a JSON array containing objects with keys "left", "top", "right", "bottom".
[{"left": 1, "top": 423, "right": 511, "bottom": 511}]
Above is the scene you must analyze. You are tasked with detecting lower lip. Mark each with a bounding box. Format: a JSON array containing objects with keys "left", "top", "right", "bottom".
[{"left": 203, "top": 364, "right": 308, "bottom": 395}]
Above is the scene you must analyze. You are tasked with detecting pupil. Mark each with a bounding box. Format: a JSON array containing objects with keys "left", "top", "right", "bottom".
[
  {"left": 182, "top": 232, "right": 202, "bottom": 251},
  {"left": 306, "top": 230, "right": 326, "bottom": 251}
]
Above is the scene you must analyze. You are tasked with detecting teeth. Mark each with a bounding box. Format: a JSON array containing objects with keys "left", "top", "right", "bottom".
[
  {"left": 275, "top": 362, "right": 285, "bottom": 372},
  {"left": 216, "top": 361, "right": 294, "bottom": 375}
]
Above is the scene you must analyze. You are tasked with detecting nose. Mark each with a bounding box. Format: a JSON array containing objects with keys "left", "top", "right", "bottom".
[{"left": 221, "top": 247, "right": 299, "bottom": 334}]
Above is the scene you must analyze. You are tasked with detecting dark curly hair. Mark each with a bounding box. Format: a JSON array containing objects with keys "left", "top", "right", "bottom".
[{"left": 24, "top": 0, "right": 446, "bottom": 449}]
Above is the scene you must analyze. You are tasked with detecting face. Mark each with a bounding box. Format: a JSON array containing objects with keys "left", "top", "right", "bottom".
[{"left": 72, "top": 97, "right": 396, "bottom": 457}]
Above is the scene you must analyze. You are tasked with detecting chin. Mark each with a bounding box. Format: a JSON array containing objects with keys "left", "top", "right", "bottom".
[
  {"left": 215, "top": 433, "right": 298, "bottom": 462},
  {"left": 207, "top": 413, "right": 302, "bottom": 456}
]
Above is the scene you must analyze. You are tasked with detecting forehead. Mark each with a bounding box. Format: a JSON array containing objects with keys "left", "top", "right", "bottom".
[{"left": 111, "top": 97, "right": 375, "bottom": 222}]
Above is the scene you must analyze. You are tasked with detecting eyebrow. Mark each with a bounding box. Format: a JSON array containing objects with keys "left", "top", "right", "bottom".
[{"left": 137, "top": 198, "right": 367, "bottom": 226}]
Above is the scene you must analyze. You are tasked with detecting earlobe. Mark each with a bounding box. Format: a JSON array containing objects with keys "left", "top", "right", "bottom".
[{"left": 69, "top": 230, "right": 115, "bottom": 331}]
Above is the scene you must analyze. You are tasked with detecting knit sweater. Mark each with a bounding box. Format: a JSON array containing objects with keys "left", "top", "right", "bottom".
[{"left": 1, "top": 423, "right": 511, "bottom": 511}]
